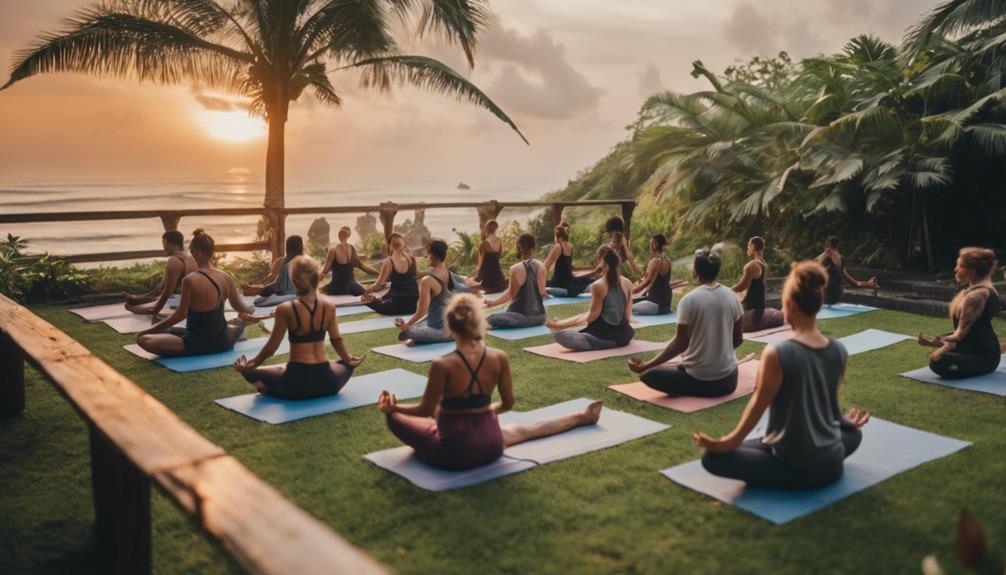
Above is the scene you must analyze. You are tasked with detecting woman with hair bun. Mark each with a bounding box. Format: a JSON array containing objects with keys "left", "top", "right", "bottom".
[
  {"left": 378, "top": 294, "right": 603, "bottom": 471},
  {"left": 693, "top": 261, "right": 871, "bottom": 489},
  {"left": 244, "top": 235, "right": 304, "bottom": 306},
  {"left": 543, "top": 224, "right": 592, "bottom": 297},
  {"left": 631, "top": 234, "right": 674, "bottom": 315},
  {"left": 485, "top": 233, "right": 547, "bottom": 329},
  {"left": 919, "top": 247, "right": 1002, "bottom": 379},
  {"left": 395, "top": 239, "right": 455, "bottom": 344},
  {"left": 471, "top": 220, "right": 508, "bottom": 294},
  {"left": 136, "top": 229, "right": 254, "bottom": 356},
  {"left": 731, "top": 236, "right": 785, "bottom": 332},
  {"left": 233, "top": 256, "right": 364, "bottom": 399},
  {"left": 322, "top": 226, "right": 380, "bottom": 296},
  {"left": 363, "top": 233, "right": 420, "bottom": 315}
]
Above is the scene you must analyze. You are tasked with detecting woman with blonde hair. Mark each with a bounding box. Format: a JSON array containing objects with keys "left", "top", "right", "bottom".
[
  {"left": 379, "top": 293, "right": 603, "bottom": 470},
  {"left": 363, "top": 232, "right": 420, "bottom": 315}
]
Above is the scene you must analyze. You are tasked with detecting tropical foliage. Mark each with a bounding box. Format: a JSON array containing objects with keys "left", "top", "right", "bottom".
[{"left": 0, "top": 235, "right": 90, "bottom": 302}]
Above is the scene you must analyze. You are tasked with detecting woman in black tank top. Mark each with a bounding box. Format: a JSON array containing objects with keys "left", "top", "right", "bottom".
[
  {"left": 235, "top": 256, "right": 365, "bottom": 399},
  {"left": 124, "top": 230, "right": 196, "bottom": 315},
  {"left": 731, "top": 236, "right": 785, "bottom": 332},
  {"left": 136, "top": 230, "right": 255, "bottom": 357},
  {"left": 471, "top": 220, "right": 508, "bottom": 294},
  {"left": 816, "top": 237, "right": 879, "bottom": 305},
  {"left": 363, "top": 233, "right": 420, "bottom": 315},
  {"left": 919, "top": 248, "right": 1003, "bottom": 379},
  {"left": 544, "top": 224, "right": 593, "bottom": 297},
  {"left": 322, "top": 226, "right": 380, "bottom": 296},
  {"left": 631, "top": 234, "right": 675, "bottom": 315}
]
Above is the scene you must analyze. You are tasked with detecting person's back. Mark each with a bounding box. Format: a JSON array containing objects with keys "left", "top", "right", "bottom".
[
  {"left": 507, "top": 259, "right": 545, "bottom": 317},
  {"left": 677, "top": 283, "right": 743, "bottom": 380}
]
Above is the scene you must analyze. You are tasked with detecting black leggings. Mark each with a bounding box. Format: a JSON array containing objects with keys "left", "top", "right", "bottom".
[
  {"left": 181, "top": 324, "right": 244, "bottom": 356},
  {"left": 641, "top": 366, "right": 738, "bottom": 397},
  {"left": 702, "top": 428, "right": 862, "bottom": 490},
  {"left": 929, "top": 352, "right": 1001, "bottom": 379},
  {"left": 326, "top": 281, "right": 365, "bottom": 296},
  {"left": 242, "top": 360, "right": 354, "bottom": 400},
  {"left": 366, "top": 295, "right": 418, "bottom": 316}
]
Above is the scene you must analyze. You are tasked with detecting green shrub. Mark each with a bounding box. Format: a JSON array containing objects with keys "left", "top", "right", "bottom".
[{"left": 0, "top": 235, "right": 90, "bottom": 302}]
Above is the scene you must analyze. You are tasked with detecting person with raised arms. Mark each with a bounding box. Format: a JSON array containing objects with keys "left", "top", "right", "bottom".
[
  {"left": 817, "top": 236, "right": 879, "bottom": 305},
  {"left": 470, "top": 220, "right": 508, "bottom": 294},
  {"left": 547, "top": 246, "right": 636, "bottom": 350},
  {"left": 485, "top": 233, "right": 548, "bottom": 329},
  {"left": 543, "top": 224, "right": 593, "bottom": 297},
  {"left": 628, "top": 249, "right": 743, "bottom": 397},
  {"left": 243, "top": 235, "right": 305, "bottom": 306},
  {"left": 631, "top": 234, "right": 674, "bottom": 315},
  {"left": 378, "top": 294, "right": 603, "bottom": 471},
  {"left": 693, "top": 261, "right": 871, "bottom": 489},
  {"left": 362, "top": 232, "right": 420, "bottom": 315},
  {"left": 136, "top": 229, "right": 253, "bottom": 356},
  {"left": 123, "top": 229, "right": 196, "bottom": 316},
  {"left": 918, "top": 247, "right": 1002, "bottom": 379},
  {"left": 395, "top": 239, "right": 455, "bottom": 344},
  {"left": 233, "top": 256, "right": 365, "bottom": 399},
  {"left": 731, "top": 236, "right": 785, "bottom": 332},
  {"left": 321, "top": 226, "right": 380, "bottom": 296}
]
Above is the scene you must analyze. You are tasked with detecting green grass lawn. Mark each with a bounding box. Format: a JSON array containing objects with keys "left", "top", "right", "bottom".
[{"left": 1, "top": 302, "right": 1004, "bottom": 574}]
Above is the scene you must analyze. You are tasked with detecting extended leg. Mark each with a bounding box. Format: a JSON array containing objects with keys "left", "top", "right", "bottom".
[{"left": 501, "top": 401, "right": 603, "bottom": 447}]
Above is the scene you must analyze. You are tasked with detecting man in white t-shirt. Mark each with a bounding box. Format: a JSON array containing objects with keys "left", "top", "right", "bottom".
[{"left": 628, "top": 248, "right": 744, "bottom": 397}]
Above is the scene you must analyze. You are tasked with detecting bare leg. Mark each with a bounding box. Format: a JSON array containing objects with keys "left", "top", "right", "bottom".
[
  {"left": 501, "top": 401, "right": 603, "bottom": 448},
  {"left": 136, "top": 333, "right": 186, "bottom": 357},
  {"left": 125, "top": 300, "right": 159, "bottom": 315},
  {"left": 1000, "top": 338, "right": 1005, "bottom": 353},
  {"left": 242, "top": 283, "right": 265, "bottom": 296},
  {"left": 241, "top": 364, "right": 287, "bottom": 394}
]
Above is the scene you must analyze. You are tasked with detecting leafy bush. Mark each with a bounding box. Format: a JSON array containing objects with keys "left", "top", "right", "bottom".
[
  {"left": 0, "top": 235, "right": 90, "bottom": 302},
  {"left": 448, "top": 229, "right": 479, "bottom": 270}
]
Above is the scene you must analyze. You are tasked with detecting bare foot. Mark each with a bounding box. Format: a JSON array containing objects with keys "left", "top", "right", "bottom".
[
  {"left": 253, "top": 381, "right": 267, "bottom": 394},
  {"left": 1000, "top": 338, "right": 1005, "bottom": 354},
  {"left": 579, "top": 400, "right": 603, "bottom": 426}
]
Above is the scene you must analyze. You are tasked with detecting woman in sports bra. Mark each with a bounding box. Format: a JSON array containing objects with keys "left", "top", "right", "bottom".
[
  {"left": 816, "top": 236, "right": 879, "bottom": 305},
  {"left": 124, "top": 229, "right": 197, "bottom": 316},
  {"left": 547, "top": 246, "right": 636, "bottom": 350},
  {"left": 470, "top": 220, "right": 508, "bottom": 294},
  {"left": 731, "top": 236, "right": 785, "bottom": 332},
  {"left": 244, "top": 235, "right": 304, "bottom": 306},
  {"left": 378, "top": 294, "right": 603, "bottom": 471},
  {"left": 395, "top": 239, "right": 455, "bottom": 344},
  {"left": 632, "top": 234, "right": 674, "bottom": 315},
  {"left": 544, "top": 224, "right": 592, "bottom": 297},
  {"left": 485, "top": 233, "right": 547, "bottom": 329},
  {"left": 136, "top": 230, "right": 253, "bottom": 356},
  {"left": 363, "top": 232, "right": 420, "bottom": 315},
  {"left": 919, "top": 247, "right": 1003, "bottom": 379},
  {"left": 322, "top": 226, "right": 380, "bottom": 296},
  {"left": 233, "top": 256, "right": 365, "bottom": 399}
]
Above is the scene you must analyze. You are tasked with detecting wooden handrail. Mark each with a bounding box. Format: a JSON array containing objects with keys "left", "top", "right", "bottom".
[{"left": 0, "top": 294, "right": 389, "bottom": 575}]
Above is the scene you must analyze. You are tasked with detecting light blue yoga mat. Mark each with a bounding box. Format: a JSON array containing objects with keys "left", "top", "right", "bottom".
[
  {"left": 488, "top": 324, "right": 552, "bottom": 341},
  {"left": 817, "top": 303, "right": 877, "bottom": 320},
  {"left": 336, "top": 305, "right": 371, "bottom": 318},
  {"left": 339, "top": 316, "right": 398, "bottom": 334},
  {"left": 839, "top": 329, "right": 912, "bottom": 356},
  {"left": 373, "top": 341, "right": 456, "bottom": 363},
  {"left": 365, "top": 398, "right": 670, "bottom": 491},
  {"left": 214, "top": 368, "right": 427, "bottom": 424},
  {"left": 901, "top": 355, "right": 1006, "bottom": 397},
  {"left": 661, "top": 417, "right": 970, "bottom": 525},
  {"left": 123, "top": 337, "right": 289, "bottom": 372},
  {"left": 543, "top": 294, "right": 592, "bottom": 308},
  {"left": 632, "top": 312, "right": 678, "bottom": 328}
]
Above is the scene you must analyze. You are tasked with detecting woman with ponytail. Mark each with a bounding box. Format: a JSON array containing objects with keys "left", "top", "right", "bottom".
[
  {"left": 543, "top": 224, "right": 592, "bottom": 297},
  {"left": 362, "top": 233, "right": 420, "bottom": 315},
  {"left": 244, "top": 235, "right": 304, "bottom": 306},
  {"left": 470, "top": 220, "right": 508, "bottom": 294},
  {"left": 547, "top": 245, "right": 636, "bottom": 350},
  {"left": 485, "top": 233, "right": 547, "bottom": 329},
  {"left": 378, "top": 294, "right": 603, "bottom": 470},
  {"left": 692, "top": 261, "right": 871, "bottom": 489},
  {"left": 631, "top": 234, "right": 674, "bottom": 315},
  {"left": 136, "top": 229, "right": 254, "bottom": 356}
]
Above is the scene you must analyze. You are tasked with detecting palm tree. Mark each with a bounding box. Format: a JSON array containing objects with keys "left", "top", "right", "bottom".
[{"left": 1, "top": 0, "right": 528, "bottom": 254}]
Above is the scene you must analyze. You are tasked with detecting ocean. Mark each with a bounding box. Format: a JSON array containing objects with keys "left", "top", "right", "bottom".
[{"left": 0, "top": 174, "right": 553, "bottom": 264}]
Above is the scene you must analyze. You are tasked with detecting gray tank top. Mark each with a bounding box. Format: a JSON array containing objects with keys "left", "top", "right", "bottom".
[
  {"left": 276, "top": 259, "right": 294, "bottom": 294},
  {"left": 426, "top": 273, "right": 452, "bottom": 330},
  {"left": 762, "top": 338, "right": 848, "bottom": 466},
  {"left": 600, "top": 279, "right": 628, "bottom": 325},
  {"left": 507, "top": 259, "right": 545, "bottom": 317}
]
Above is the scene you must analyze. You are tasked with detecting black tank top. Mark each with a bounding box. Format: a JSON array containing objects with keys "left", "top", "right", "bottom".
[
  {"left": 819, "top": 252, "right": 845, "bottom": 305},
  {"left": 172, "top": 253, "right": 195, "bottom": 281},
  {"left": 478, "top": 242, "right": 507, "bottom": 291},
  {"left": 186, "top": 271, "right": 228, "bottom": 337},
  {"left": 388, "top": 256, "right": 419, "bottom": 298},
  {"left": 440, "top": 348, "right": 493, "bottom": 410},
  {"left": 548, "top": 245, "right": 574, "bottom": 286},
  {"left": 329, "top": 246, "right": 357, "bottom": 294},
  {"left": 583, "top": 280, "right": 635, "bottom": 345},
  {"left": 289, "top": 298, "right": 328, "bottom": 343},
  {"left": 955, "top": 286, "right": 1002, "bottom": 358},
  {"left": 742, "top": 260, "right": 767, "bottom": 311},
  {"left": 645, "top": 255, "right": 673, "bottom": 312}
]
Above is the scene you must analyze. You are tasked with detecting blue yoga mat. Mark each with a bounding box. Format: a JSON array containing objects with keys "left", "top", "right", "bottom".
[
  {"left": 839, "top": 329, "right": 912, "bottom": 356},
  {"left": 817, "top": 303, "right": 877, "bottom": 320},
  {"left": 339, "top": 316, "right": 398, "bottom": 334},
  {"left": 336, "top": 305, "right": 372, "bottom": 318},
  {"left": 488, "top": 324, "right": 552, "bottom": 341},
  {"left": 632, "top": 312, "right": 678, "bottom": 328},
  {"left": 123, "top": 337, "right": 289, "bottom": 372},
  {"left": 372, "top": 341, "right": 456, "bottom": 363},
  {"left": 214, "top": 368, "right": 427, "bottom": 424},
  {"left": 661, "top": 417, "right": 970, "bottom": 525},
  {"left": 543, "top": 294, "right": 592, "bottom": 308},
  {"left": 900, "top": 355, "right": 1006, "bottom": 397}
]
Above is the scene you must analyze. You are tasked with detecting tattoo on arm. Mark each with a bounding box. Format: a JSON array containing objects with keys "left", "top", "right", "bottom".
[{"left": 956, "top": 290, "right": 988, "bottom": 338}]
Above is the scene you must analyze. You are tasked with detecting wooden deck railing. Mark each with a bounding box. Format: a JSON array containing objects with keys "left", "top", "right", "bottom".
[
  {"left": 0, "top": 294, "right": 389, "bottom": 575},
  {"left": 0, "top": 199, "right": 636, "bottom": 262}
]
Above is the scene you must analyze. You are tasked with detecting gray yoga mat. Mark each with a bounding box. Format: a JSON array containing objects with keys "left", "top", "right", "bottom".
[{"left": 901, "top": 354, "right": 1006, "bottom": 397}]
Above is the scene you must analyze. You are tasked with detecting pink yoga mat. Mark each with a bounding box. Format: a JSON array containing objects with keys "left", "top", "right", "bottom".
[
  {"left": 743, "top": 324, "right": 791, "bottom": 341},
  {"left": 607, "top": 359, "right": 761, "bottom": 412},
  {"left": 319, "top": 288, "right": 387, "bottom": 307},
  {"left": 523, "top": 340, "right": 665, "bottom": 363}
]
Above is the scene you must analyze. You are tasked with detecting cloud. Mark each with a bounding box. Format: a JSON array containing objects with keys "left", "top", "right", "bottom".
[
  {"left": 637, "top": 63, "right": 664, "bottom": 97},
  {"left": 724, "top": 1, "right": 778, "bottom": 54},
  {"left": 193, "top": 93, "right": 237, "bottom": 111}
]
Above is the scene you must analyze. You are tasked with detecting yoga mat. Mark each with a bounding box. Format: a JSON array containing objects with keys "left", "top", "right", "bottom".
[
  {"left": 69, "top": 302, "right": 131, "bottom": 321},
  {"left": 254, "top": 293, "right": 296, "bottom": 308},
  {"left": 744, "top": 325, "right": 792, "bottom": 342},
  {"left": 607, "top": 359, "right": 761, "bottom": 413},
  {"left": 543, "top": 293, "right": 592, "bottom": 308},
  {"left": 900, "top": 355, "right": 1006, "bottom": 397},
  {"left": 839, "top": 329, "right": 912, "bottom": 356},
  {"left": 817, "top": 303, "right": 877, "bottom": 320},
  {"left": 123, "top": 337, "right": 290, "bottom": 373},
  {"left": 103, "top": 311, "right": 238, "bottom": 334},
  {"left": 747, "top": 329, "right": 794, "bottom": 346},
  {"left": 661, "top": 417, "right": 970, "bottom": 524},
  {"left": 523, "top": 340, "right": 665, "bottom": 363},
  {"left": 335, "top": 305, "right": 371, "bottom": 318},
  {"left": 166, "top": 294, "right": 256, "bottom": 310},
  {"left": 632, "top": 312, "right": 678, "bottom": 328},
  {"left": 364, "top": 398, "right": 669, "bottom": 491},
  {"left": 372, "top": 341, "right": 457, "bottom": 363},
  {"left": 215, "top": 368, "right": 427, "bottom": 424},
  {"left": 320, "top": 289, "right": 387, "bottom": 307},
  {"left": 488, "top": 324, "right": 552, "bottom": 341},
  {"left": 339, "top": 316, "right": 398, "bottom": 335}
]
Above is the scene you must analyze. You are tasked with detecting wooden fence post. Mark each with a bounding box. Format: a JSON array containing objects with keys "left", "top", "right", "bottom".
[
  {"left": 379, "top": 203, "right": 398, "bottom": 245},
  {"left": 550, "top": 204, "right": 566, "bottom": 229},
  {"left": 159, "top": 214, "right": 181, "bottom": 232},
  {"left": 621, "top": 202, "right": 636, "bottom": 239},
  {"left": 0, "top": 331, "right": 24, "bottom": 417},
  {"left": 476, "top": 201, "right": 504, "bottom": 236},
  {"left": 90, "top": 425, "right": 151, "bottom": 574}
]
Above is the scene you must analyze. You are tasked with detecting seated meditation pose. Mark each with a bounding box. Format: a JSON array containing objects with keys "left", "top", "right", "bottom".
[
  {"left": 470, "top": 220, "right": 508, "bottom": 294},
  {"left": 123, "top": 230, "right": 196, "bottom": 316},
  {"left": 817, "top": 236, "right": 879, "bottom": 305},
  {"left": 243, "top": 235, "right": 305, "bottom": 306},
  {"left": 136, "top": 230, "right": 252, "bottom": 356},
  {"left": 583, "top": 217, "right": 643, "bottom": 280},
  {"left": 694, "top": 261, "right": 872, "bottom": 489},
  {"left": 362, "top": 233, "right": 420, "bottom": 315},
  {"left": 395, "top": 239, "right": 455, "bottom": 344},
  {"left": 233, "top": 256, "right": 365, "bottom": 399},
  {"left": 731, "top": 236, "right": 785, "bottom": 332},
  {"left": 321, "top": 226, "right": 380, "bottom": 296},
  {"left": 547, "top": 246, "right": 635, "bottom": 350},
  {"left": 631, "top": 234, "right": 674, "bottom": 316},
  {"left": 628, "top": 249, "right": 743, "bottom": 397},
  {"left": 544, "top": 224, "right": 592, "bottom": 297},
  {"left": 377, "top": 294, "right": 603, "bottom": 471},
  {"left": 485, "top": 233, "right": 548, "bottom": 329},
  {"left": 918, "top": 247, "right": 1002, "bottom": 379}
]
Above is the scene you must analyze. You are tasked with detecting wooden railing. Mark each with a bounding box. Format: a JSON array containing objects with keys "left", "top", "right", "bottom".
[
  {"left": 0, "top": 199, "right": 636, "bottom": 262},
  {"left": 0, "top": 294, "right": 389, "bottom": 575}
]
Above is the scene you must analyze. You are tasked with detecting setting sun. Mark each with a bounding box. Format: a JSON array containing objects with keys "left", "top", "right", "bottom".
[{"left": 196, "top": 109, "right": 266, "bottom": 143}]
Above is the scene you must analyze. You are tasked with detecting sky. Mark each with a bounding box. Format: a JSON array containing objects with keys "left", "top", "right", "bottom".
[{"left": 0, "top": 0, "right": 941, "bottom": 193}]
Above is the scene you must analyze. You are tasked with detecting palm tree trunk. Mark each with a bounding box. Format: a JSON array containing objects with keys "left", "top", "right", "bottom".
[{"left": 265, "top": 109, "right": 287, "bottom": 258}]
